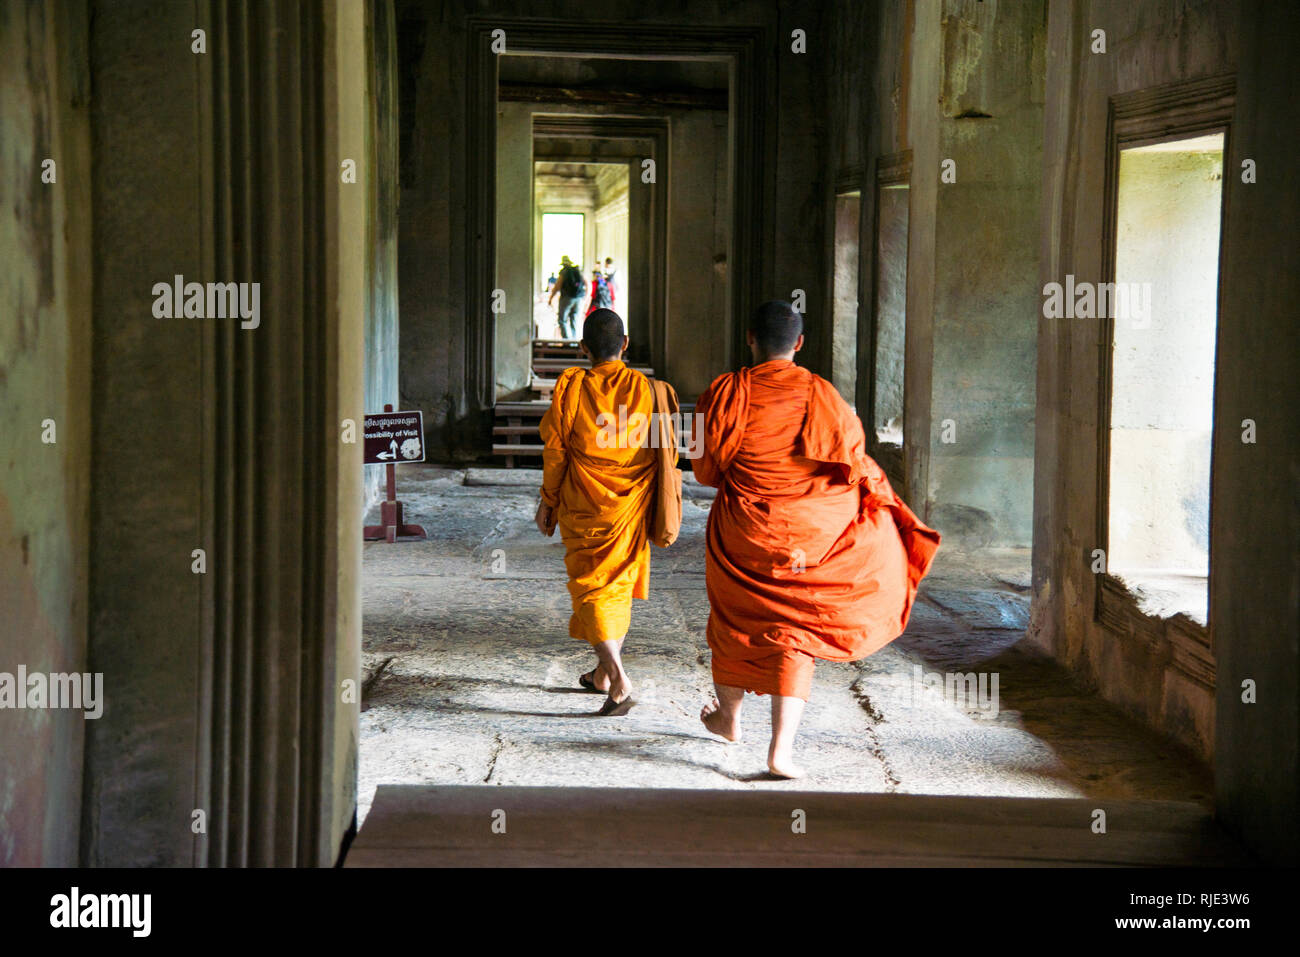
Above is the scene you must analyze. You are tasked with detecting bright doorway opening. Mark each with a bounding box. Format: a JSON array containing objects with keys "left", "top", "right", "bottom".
[
  {"left": 533, "top": 163, "right": 630, "bottom": 341},
  {"left": 831, "top": 190, "right": 861, "bottom": 407},
  {"left": 1106, "top": 131, "right": 1224, "bottom": 623},
  {"left": 872, "top": 182, "right": 909, "bottom": 446},
  {"left": 540, "top": 212, "right": 585, "bottom": 284}
]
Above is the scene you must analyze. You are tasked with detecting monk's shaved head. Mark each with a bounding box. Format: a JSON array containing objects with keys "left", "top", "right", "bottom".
[
  {"left": 750, "top": 300, "right": 804, "bottom": 357},
  {"left": 583, "top": 309, "right": 626, "bottom": 361}
]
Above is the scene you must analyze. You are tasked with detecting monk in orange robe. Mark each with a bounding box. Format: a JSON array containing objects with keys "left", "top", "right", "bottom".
[
  {"left": 536, "top": 309, "right": 658, "bottom": 715},
  {"left": 695, "top": 300, "right": 941, "bottom": 776}
]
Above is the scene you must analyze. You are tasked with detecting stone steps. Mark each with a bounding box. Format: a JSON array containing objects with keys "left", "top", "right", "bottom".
[
  {"left": 347, "top": 785, "right": 1251, "bottom": 867},
  {"left": 493, "top": 340, "right": 679, "bottom": 465}
]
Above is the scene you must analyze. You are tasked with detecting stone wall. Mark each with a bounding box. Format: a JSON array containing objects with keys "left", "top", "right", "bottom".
[
  {"left": 1028, "top": 0, "right": 1239, "bottom": 767},
  {"left": 828, "top": 0, "right": 1043, "bottom": 547},
  {"left": 1210, "top": 0, "right": 1300, "bottom": 867},
  {"left": 1030, "top": 0, "right": 1300, "bottom": 866},
  {"left": 75, "top": 0, "right": 369, "bottom": 867},
  {"left": 0, "top": 0, "right": 93, "bottom": 867},
  {"left": 364, "top": 0, "right": 401, "bottom": 510},
  {"left": 927, "top": 0, "right": 1043, "bottom": 549}
]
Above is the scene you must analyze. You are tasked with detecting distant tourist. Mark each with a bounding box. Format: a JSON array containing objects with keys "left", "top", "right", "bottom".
[
  {"left": 546, "top": 255, "right": 586, "bottom": 339},
  {"left": 603, "top": 257, "right": 618, "bottom": 298},
  {"left": 586, "top": 267, "right": 615, "bottom": 317}
]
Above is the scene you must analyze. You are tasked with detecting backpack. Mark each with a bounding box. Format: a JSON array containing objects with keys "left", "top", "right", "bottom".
[
  {"left": 648, "top": 379, "right": 682, "bottom": 547},
  {"left": 562, "top": 265, "right": 584, "bottom": 298},
  {"left": 592, "top": 274, "right": 612, "bottom": 309}
]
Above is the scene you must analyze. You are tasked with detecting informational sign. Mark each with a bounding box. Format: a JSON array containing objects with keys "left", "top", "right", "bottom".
[{"left": 364, "top": 410, "right": 425, "bottom": 465}]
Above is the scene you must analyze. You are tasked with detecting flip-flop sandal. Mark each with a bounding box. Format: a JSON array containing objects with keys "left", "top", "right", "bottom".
[
  {"left": 578, "top": 670, "right": 604, "bottom": 693},
  {"left": 597, "top": 695, "right": 636, "bottom": 717}
]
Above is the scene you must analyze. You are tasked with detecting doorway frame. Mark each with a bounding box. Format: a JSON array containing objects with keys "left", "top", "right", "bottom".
[
  {"left": 534, "top": 204, "right": 590, "bottom": 339},
  {"left": 531, "top": 116, "right": 670, "bottom": 369},
  {"left": 866, "top": 149, "right": 913, "bottom": 496},
  {"left": 827, "top": 174, "right": 863, "bottom": 409},
  {"left": 464, "top": 17, "right": 773, "bottom": 408},
  {"left": 1094, "top": 73, "right": 1235, "bottom": 688}
]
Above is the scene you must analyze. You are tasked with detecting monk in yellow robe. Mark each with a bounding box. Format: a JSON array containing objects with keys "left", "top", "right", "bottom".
[
  {"left": 536, "top": 309, "right": 658, "bottom": 715},
  {"left": 695, "top": 300, "right": 941, "bottom": 776}
]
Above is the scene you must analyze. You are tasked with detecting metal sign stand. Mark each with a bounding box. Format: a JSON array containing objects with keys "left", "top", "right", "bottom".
[{"left": 363, "top": 403, "right": 428, "bottom": 543}]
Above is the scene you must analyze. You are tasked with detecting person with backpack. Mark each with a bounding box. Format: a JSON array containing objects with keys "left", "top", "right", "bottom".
[
  {"left": 546, "top": 255, "right": 586, "bottom": 339},
  {"left": 585, "top": 266, "right": 615, "bottom": 317}
]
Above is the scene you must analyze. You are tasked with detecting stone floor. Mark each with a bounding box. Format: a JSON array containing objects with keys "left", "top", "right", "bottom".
[{"left": 358, "top": 465, "right": 1213, "bottom": 827}]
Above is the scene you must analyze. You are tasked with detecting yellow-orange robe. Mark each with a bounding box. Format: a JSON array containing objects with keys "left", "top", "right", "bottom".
[
  {"left": 694, "top": 359, "right": 941, "bottom": 699},
  {"left": 540, "top": 360, "right": 658, "bottom": 644}
]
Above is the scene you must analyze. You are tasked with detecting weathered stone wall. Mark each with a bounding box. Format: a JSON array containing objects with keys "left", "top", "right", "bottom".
[
  {"left": 665, "top": 108, "right": 731, "bottom": 398},
  {"left": 1031, "top": 0, "right": 1300, "bottom": 867},
  {"left": 927, "top": 0, "right": 1043, "bottom": 549},
  {"left": 364, "top": 0, "right": 401, "bottom": 510},
  {"left": 1030, "top": 0, "right": 1236, "bottom": 768},
  {"left": 830, "top": 0, "right": 911, "bottom": 490},
  {"left": 81, "top": 0, "right": 211, "bottom": 866},
  {"left": 495, "top": 100, "right": 536, "bottom": 397},
  {"left": 1210, "top": 0, "right": 1300, "bottom": 867},
  {"left": 76, "top": 0, "right": 369, "bottom": 867},
  {"left": 0, "top": 0, "right": 93, "bottom": 867},
  {"left": 831, "top": 0, "right": 1043, "bottom": 547},
  {"left": 771, "top": 1, "right": 829, "bottom": 374},
  {"left": 837, "top": 0, "right": 1297, "bottom": 865}
]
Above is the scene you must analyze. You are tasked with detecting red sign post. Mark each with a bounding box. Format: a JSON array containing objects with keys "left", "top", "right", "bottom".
[{"left": 363, "top": 404, "right": 428, "bottom": 543}]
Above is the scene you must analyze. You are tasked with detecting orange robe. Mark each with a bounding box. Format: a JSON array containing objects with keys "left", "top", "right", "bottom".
[
  {"left": 540, "top": 360, "right": 657, "bottom": 644},
  {"left": 694, "top": 359, "right": 941, "bottom": 699}
]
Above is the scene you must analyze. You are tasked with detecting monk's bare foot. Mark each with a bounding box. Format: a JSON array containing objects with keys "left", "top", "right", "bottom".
[
  {"left": 700, "top": 699, "right": 742, "bottom": 742},
  {"left": 582, "top": 667, "right": 611, "bottom": 694},
  {"left": 767, "top": 754, "right": 805, "bottom": 779}
]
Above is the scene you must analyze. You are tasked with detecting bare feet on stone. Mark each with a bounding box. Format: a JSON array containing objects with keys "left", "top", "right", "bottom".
[
  {"left": 766, "top": 751, "right": 805, "bottom": 780},
  {"left": 700, "top": 699, "right": 742, "bottom": 742}
]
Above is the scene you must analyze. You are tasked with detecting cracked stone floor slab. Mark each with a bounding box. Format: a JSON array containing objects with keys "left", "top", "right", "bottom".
[{"left": 359, "top": 465, "right": 1212, "bottom": 826}]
